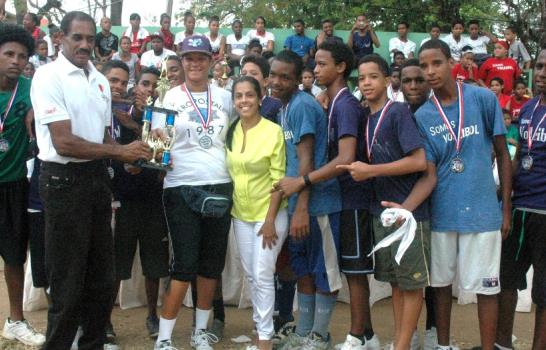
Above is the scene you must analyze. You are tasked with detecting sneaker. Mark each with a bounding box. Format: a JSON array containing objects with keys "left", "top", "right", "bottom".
[
  {"left": 2, "top": 318, "right": 46, "bottom": 346},
  {"left": 410, "top": 330, "right": 420, "bottom": 350},
  {"left": 191, "top": 329, "right": 219, "bottom": 350},
  {"left": 301, "top": 332, "right": 332, "bottom": 350},
  {"left": 272, "top": 323, "right": 295, "bottom": 345},
  {"left": 147, "top": 315, "right": 160, "bottom": 338},
  {"left": 274, "top": 315, "right": 295, "bottom": 333},
  {"left": 423, "top": 328, "right": 437, "bottom": 350},
  {"left": 155, "top": 339, "right": 178, "bottom": 350},
  {"left": 105, "top": 321, "right": 116, "bottom": 342},
  {"left": 104, "top": 343, "right": 119, "bottom": 350},
  {"left": 365, "top": 335, "right": 381, "bottom": 350},
  {"left": 434, "top": 346, "right": 460, "bottom": 350},
  {"left": 278, "top": 330, "right": 307, "bottom": 350},
  {"left": 246, "top": 346, "right": 259, "bottom": 350},
  {"left": 208, "top": 318, "right": 224, "bottom": 340},
  {"left": 336, "top": 334, "right": 365, "bottom": 350}
]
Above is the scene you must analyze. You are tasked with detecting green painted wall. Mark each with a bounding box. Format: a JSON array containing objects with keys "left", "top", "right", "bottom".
[{"left": 109, "top": 26, "right": 431, "bottom": 60}]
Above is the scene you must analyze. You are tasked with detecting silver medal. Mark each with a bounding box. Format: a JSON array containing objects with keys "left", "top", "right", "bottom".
[
  {"left": 521, "top": 155, "right": 533, "bottom": 171},
  {"left": 0, "top": 138, "right": 10, "bottom": 153},
  {"left": 199, "top": 135, "right": 212, "bottom": 149},
  {"left": 450, "top": 157, "right": 464, "bottom": 173}
]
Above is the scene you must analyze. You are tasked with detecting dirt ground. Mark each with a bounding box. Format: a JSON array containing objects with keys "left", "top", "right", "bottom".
[{"left": 0, "top": 270, "right": 535, "bottom": 350}]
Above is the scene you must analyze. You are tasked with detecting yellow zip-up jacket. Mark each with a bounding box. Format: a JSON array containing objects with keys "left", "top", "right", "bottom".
[{"left": 227, "top": 117, "right": 287, "bottom": 222}]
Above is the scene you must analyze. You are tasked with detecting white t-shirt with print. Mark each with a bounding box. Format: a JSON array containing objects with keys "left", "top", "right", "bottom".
[
  {"left": 388, "top": 37, "right": 416, "bottom": 62},
  {"left": 441, "top": 34, "right": 469, "bottom": 61},
  {"left": 153, "top": 84, "right": 234, "bottom": 187},
  {"left": 174, "top": 31, "right": 204, "bottom": 47},
  {"left": 140, "top": 48, "right": 176, "bottom": 69},
  {"left": 226, "top": 34, "right": 249, "bottom": 56},
  {"left": 466, "top": 36, "right": 490, "bottom": 55},
  {"left": 246, "top": 29, "right": 275, "bottom": 49}
]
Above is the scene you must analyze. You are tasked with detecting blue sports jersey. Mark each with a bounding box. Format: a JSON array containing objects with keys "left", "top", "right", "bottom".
[
  {"left": 512, "top": 96, "right": 546, "bottom": 210},
  {"left": 415, "top": 83, "right": 506, "bottom": 233},
  {"left": 279, "top": 90, "right": 341, "bottom": 216}
]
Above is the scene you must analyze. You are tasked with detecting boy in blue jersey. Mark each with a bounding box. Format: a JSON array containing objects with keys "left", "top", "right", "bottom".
[
  {"left": 270, "top": 50, "right": 342, "bottom": 350},
  {"left": 416, "top": 39, "right": 512, "bottom": 350},
  {"left": 275, "top": 41, "right": 379, "bottom": 350},
  {"left": 339, "top": 54, "right": 435, "bottom": 350},
  {"left": 496, "top": 49, "right": 546, "bottom": 350}
]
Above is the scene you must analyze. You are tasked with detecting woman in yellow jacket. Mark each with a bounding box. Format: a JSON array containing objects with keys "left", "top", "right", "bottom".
[{"left": 226, "top": 76, "right": 288, "bottom": 350}]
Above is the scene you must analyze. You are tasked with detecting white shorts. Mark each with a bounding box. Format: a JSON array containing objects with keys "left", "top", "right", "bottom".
[{"left": 430, "top": 230, "right": 501, "bottom": 295}]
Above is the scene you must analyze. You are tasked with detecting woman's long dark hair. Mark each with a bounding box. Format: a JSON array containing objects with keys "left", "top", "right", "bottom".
[{"left": 226, "top": 76, "right": 263, "bottom": 151}]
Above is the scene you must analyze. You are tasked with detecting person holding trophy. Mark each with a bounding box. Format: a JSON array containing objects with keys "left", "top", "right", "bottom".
[
  {"left": 152, "top": 35, "right": 234, "bottom": 350},
  {"left": 99, "top": 61, "right": 170, "bottom": 342}
]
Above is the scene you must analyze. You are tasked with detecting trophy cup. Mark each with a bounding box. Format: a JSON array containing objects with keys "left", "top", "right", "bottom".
[{"left": 136, "top": 58, "right": 178, "bottom": 171}]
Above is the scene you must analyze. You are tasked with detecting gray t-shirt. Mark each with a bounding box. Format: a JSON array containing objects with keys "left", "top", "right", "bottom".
[{"left": 509, "top": 40, "right": 531, "bottom": 69}]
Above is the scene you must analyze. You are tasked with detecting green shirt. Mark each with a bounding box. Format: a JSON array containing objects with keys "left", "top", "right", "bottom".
[{"left": 0, "top": 76, "right": 32, "bottom": 183}]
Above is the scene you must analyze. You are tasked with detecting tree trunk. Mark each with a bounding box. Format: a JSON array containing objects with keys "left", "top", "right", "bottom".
[
  {"left": 110, "top": 0, "right": 122, "bottom": 25},
  {"left": 13, "top": 0, "right": 28, "bottom": 24}
]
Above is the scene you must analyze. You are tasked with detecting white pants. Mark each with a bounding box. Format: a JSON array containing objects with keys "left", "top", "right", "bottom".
[{"left": 233, "top": 209, "right": 289, "bottom": 340}]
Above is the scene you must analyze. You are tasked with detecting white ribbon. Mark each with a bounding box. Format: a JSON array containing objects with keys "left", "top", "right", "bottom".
[{"left": 368, "top": 208, "right": 417, "bottom": 264}]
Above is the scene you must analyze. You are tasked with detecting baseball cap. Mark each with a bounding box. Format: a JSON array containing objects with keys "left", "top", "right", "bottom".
[{"left": 179, "top": 35, "right": 212, "bottom": 57}]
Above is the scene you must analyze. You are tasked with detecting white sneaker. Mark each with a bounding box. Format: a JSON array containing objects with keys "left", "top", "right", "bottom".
[
  {"left": 245, "top": 346, "right": 259, "bottom": 350},
  {"left": 423, "top": 328, "right": 437, "bottom": 350},
  {"left": 365, "top": 335, "right": 381, "bottom": 350},
  {"left": 155, "top": 339, "right": 178, "bottom": 350},
  {"left": 300, "top": 332, "right": 332, "bottom": 350},
  {"left": 410, "top": 330, "right": 420, "bottom": 350},
  {"left": 337, "top": 334, "right": 366, "bottom": 350},
  {"left": 2, "top": 318, "right": 46, "bottom": 346},
  {"left": 104, "top": 343, "right": 119, "bottom": 350},
  {"left": 191, "top": 329, "right": 219, "bottom": 350}
]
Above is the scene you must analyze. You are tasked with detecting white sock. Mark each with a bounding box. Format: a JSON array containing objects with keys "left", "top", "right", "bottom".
[
  {"left": 195, "top": 308, "right": 211, "bottom": 331},
  {"left": 156, "top": 317, "right": 177, "bottom": 344},
  {"left": 495, "top": 343, "right": 512, "bottom": 350}
]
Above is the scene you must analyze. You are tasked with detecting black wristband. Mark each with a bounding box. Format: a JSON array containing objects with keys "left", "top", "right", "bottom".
[{"left": 303, "top": 174, "right": 312, "bottom": 187}]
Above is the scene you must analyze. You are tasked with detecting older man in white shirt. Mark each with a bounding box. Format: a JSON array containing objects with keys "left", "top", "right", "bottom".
[{"left": 31, "top": 11, "right": 151, "bottom": 350}]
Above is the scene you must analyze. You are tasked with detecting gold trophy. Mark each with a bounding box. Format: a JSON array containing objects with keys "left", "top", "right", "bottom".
[{"left": 137, "top": 59, "right": 178, "bottom": 171}]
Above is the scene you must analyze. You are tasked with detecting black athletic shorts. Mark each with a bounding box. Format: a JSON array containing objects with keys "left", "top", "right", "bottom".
[
  {"left": 500, "top": 208, "right": 546, "bottom": 307},
  {"left": 0, "top": 179, "right": 29, "bottom": 266},
  {"left": 163, "top": 183, "right": 233, "bottom": 282},
  {"left": 339, "top": 209, "right": 374, "bottom": 274},
  {"left": 114, "top": 199, "right": 169, "bottom": 280}
]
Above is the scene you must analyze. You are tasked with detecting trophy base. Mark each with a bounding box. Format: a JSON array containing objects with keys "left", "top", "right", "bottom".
[{"left": 135, "top": 159, "right": 172, "bottom": 172}]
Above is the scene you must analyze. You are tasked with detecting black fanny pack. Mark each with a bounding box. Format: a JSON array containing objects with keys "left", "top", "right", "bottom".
[{"left": 180, "top": 185, "right": 232, "bottom": 218}]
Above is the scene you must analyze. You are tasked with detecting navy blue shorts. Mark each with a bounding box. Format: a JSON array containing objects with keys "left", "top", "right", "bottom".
[
  {"left": 500, "top": 209, "right": 546, "bottom": 307},
  {"left": 288, "top": 212, "right": 342, "bottom": 293}
]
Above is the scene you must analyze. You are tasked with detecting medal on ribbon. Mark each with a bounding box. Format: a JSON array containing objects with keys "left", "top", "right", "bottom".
[
  {"left": 0, "top": 81, "right": 19, "bottom": 153},
  {"left": 522, "top": 98, "right": 546, "bottom": 171},
  {"left": 431, "top": 82, "right": 465, "bottom": 173},
  {"left": 182, "top": 83, "right": 213, "bottom": 149},
  {"left": 366, "top": 99, "right": 394, "bottom": 160}
]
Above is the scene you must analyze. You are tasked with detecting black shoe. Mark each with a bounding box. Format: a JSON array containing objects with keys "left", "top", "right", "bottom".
[
  {"left": 146, "top": 315, "right": 160, "bottom": 338},
  {"left": 105, "top": 322, "right": 116, "bottom": 342}
]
